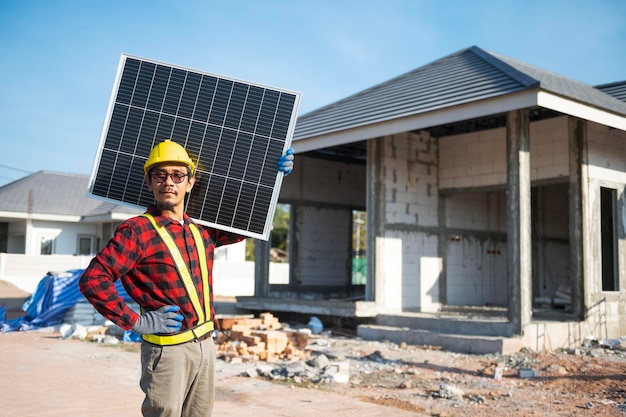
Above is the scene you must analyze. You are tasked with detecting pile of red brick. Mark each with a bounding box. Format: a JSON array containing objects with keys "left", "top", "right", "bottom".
[{"left": 214, "top": 312, "right": 310, "bottom": 363}]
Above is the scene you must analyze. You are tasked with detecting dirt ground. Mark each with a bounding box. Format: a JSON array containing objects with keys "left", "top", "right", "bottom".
[
  {"left": 319, "top": 337, "right": 626, "bottom": 416},
  {"left": 2, "top": 280, "right": 626, "bottom": 417}
]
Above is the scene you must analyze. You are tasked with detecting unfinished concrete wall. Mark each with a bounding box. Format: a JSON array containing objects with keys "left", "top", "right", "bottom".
[
  {"left": 294, "top": 205, "right": 351, "bottom": 287},
  {"left": 439, "top": 117, "right": 570, "bottom": 190},
  {"left": 372, "top": 132, "right": 440, "bottom": 312},
  {"left": 280, "top": 155, "right": 365, "bottom": 206},
  {"left": 439, "top": 117, "right": 571, "bottom": 307},
  {"left": 528, "top": 117, "right": 570, "bottom": 308},
  {"left": 278, "top": 154, "right": 366, "bottom": 295},
  {"left": 444, "top": 191, "right": 508, "bottom": 306},
  {"left": 532, "top": 183, "right": 570, "bottom": 301},
  {"left": 584, "top": 121, "right": 626, "bottom": 336},
  {"left": 373, "top": 119, "right": 571, "bottom": 311},
  {"left": 439, "top": 127, "right": 506, "bottom": 189}
]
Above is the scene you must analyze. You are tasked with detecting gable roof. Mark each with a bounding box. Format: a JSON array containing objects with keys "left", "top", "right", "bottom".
[
  {"left": 485, "top": 49, "right": 626, "bottom": 114},
  {"left": 293, "top": 46, "right": 626, "bottom": 152},
  {"left": 595, "top": 80, "right": 626, "bottom": 102},
  {"left": 0, "top": 171, "right": 141, "bottom": 221}
]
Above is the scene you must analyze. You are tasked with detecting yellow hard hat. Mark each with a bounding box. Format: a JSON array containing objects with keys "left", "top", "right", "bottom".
[{"left": 143, "top": 139, "right": 195, "bottom": 175}]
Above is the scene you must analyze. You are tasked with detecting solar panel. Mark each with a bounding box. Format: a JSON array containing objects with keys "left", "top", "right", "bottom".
[{"left": 87, "top": 54, "right": 301, "bottom": 240}]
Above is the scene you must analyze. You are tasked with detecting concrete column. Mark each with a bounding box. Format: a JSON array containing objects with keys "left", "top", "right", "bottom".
[
  {"left": 437, "top": 194, "right": 448, "bottom": 305},
  {"left": 506, "top": 109, "right": 532, "bottom": 334},
  {"left": 568, "top": 117, "right": 586, "bottom": 318},
  {"left": 366, "top": 137, "right": 385, "bottom": 302},
  {"left": 254, "top": 236, "right": 271, "bottom": 297}
]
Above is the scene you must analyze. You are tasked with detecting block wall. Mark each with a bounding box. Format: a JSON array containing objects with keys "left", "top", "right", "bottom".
[
  {"left": 295, "top": 205, "right": 352, "bottom": 287},
  {"left": 587, "top": 121, "right": 626, "bottom": 183},
  {"left": 377, "top": 132, "right": 439, "bottom": 310},
  {"left": 446, "top": 235, "right": 508, "bottom": 305},
  {"left": 382, "top": 132, "right": 438, "bottom": 227},
  {"left": 439, "top": 117, "right": 570, "bottom": 190},
  {"left": 444, "top": 191, "right": 508, "bottom": 306},
  {"left": 438, "top": 117, "right": 570, "bottom": 306},
  {"left": 280, "top": 155, "right": 366, "bottom": 206},
  {"left": 278, "top": 154, "right": 366, "bottom": 290},
  {"left": 445, "top": 191, "right": 506, "bottom": 232},
  {"left": 439, "top": 127, "right": 506, "bottom": 189},
  {"left": 584, "top": 122, "right": 626, "bottom": 324}
]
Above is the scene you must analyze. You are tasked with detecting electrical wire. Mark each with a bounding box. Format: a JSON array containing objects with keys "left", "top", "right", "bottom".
[{"left": 0, "top": 163, "right": 32, "bottom": 174}]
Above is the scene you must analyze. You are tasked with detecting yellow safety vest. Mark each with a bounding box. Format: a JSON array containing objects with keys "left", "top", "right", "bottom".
[{"left": 140, "top": 213, "right": 214, "bottom": 345}]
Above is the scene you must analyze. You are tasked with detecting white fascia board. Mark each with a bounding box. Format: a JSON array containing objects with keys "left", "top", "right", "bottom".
[
  {"left": 32, "top": 213, "right": 82, "bottom": 222},
  {"left": 81, "top": 212, "right": 138, "bottom": 223},
  {"left": 537, "top": 91, "right": 626, "bottom": 132},
  {"left": 0, "top": 211, "right": 22, "bottom": 219},
  {"left": 292, "top": 91, "right": 539, "bottom": 153},
  {"left": 111, "top": 212, "right": 139, "bottom": 220},
  {"left": 81, "top": 214, "right": 110, "bottom": 222},
  {"left": 0, "top": 211, "right": 81, "bottom": 222}
]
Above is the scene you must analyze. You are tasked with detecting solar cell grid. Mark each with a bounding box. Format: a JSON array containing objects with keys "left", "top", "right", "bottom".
[{"left": 87, "top": 54, "right": 301, "bottom": 240}]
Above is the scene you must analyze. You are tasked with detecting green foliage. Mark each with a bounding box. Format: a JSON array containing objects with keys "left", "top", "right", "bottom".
[{"left": 271, "top": 204, "right": 290, "bottom": 251}]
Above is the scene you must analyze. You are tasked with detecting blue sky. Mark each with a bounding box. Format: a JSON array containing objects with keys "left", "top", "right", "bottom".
[{"left": 0, "top": 0, "right": 624, "bottom": 187}]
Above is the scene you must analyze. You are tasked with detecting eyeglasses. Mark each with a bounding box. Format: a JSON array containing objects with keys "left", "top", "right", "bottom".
[{"left": 151, "top": 171, "right": 188, "bottom": 184}]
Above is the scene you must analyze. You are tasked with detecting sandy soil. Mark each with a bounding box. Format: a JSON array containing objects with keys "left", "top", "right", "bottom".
[
  {"left": 0, "top": 331, "right": 425, "bottom": 417},
  {"left": 0, "top": 279, "right": 31, "bottom": 319},
  {"left": 2, "top": 280, "right": 626, "bottom": 417}
]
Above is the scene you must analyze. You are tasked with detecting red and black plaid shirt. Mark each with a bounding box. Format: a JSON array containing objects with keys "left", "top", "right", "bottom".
[{"left": 79, "top": 205, "right": 246, "bottom": 330}]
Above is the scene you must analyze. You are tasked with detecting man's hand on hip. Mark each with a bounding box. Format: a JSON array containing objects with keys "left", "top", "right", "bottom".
[{"left": 132, "top": 305, "right": 183, "bottom": 335}]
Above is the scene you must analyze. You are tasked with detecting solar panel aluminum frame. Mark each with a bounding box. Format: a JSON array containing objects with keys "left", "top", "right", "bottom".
[{"left": 86, "top": 54, "right": 301, "bottom": 240}]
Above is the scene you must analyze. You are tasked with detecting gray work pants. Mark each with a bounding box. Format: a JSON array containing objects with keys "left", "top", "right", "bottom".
[{"left": 140, "top": 337, "right": 216, "bottom": 417}]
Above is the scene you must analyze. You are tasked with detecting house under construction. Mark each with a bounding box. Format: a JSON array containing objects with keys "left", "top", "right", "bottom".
[{"left": 238, "top": 46, "right": 626, "bottom": 353}]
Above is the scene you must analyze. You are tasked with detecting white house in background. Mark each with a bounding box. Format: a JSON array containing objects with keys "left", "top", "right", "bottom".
[
  {"left": 0, "top": 171, "right": 255, "bottom": 294},
  {"left": 0, "top": 171, "right": 141, "bottom": 256}
]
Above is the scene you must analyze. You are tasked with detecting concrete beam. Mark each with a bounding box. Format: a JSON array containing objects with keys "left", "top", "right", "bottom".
[{"left": 236, "top": 296, "right": 378, "bottom": 317}]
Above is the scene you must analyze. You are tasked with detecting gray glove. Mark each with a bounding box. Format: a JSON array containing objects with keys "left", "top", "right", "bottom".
[{"left": 132, "top": 305, "right": 184, "bottom": 335}]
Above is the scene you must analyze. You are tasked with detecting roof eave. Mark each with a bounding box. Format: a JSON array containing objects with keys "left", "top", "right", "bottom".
[
  {"left": 0, "top": 211, "right": 82, "bottom": 222},
  {"left": 538, "top": 91, "right": 626, "bottom": 131},
  {"left": 81, "top": 212, "right": 138, "bottom": 223},
  {"left": 293, "top": 90, "right": 539, "bottom": 153}
]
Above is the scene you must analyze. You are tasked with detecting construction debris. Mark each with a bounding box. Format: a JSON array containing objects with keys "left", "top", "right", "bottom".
[
  {"left": 214, "top": 312, "right": 311, "bottom": 362},
  {"left": 245, "top": 353, "right": 351, "bottom": 385},
  {"left": 534, "top": 284, "right": 572, "bottom": 310},
  {"left": 553, "top": 284, "right": 572, "bottom": 307}
]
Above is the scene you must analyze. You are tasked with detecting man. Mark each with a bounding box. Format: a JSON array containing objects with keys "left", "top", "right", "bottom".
[{"left": 79, "top": 139, "right": 294, "bottom": 417}]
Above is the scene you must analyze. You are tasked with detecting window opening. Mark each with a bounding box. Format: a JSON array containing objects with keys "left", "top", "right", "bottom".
[
  {"left": 600, "top": 187, "right": 619, "bottom": 291},
  {"left": 78, "top": 236, "right": 94, "bottom": 255},
  {"left": 40, "top": 236, "right": 54, "bottom": 255}
]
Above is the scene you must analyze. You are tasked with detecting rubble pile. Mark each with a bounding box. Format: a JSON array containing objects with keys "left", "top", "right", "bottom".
[
  {"left": 244, "top": 352, "right": 350, "bottom": 385},
  {"left": 214, "top": 312, "right": 311, "bottom": 362},
  {"left": 213, "top": 313, "right": 352, "bottom": 385}
]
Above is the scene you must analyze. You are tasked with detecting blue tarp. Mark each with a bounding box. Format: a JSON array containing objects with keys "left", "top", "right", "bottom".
[{"left": 0, "top": 269, "right": 133, "bottom": 333}]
